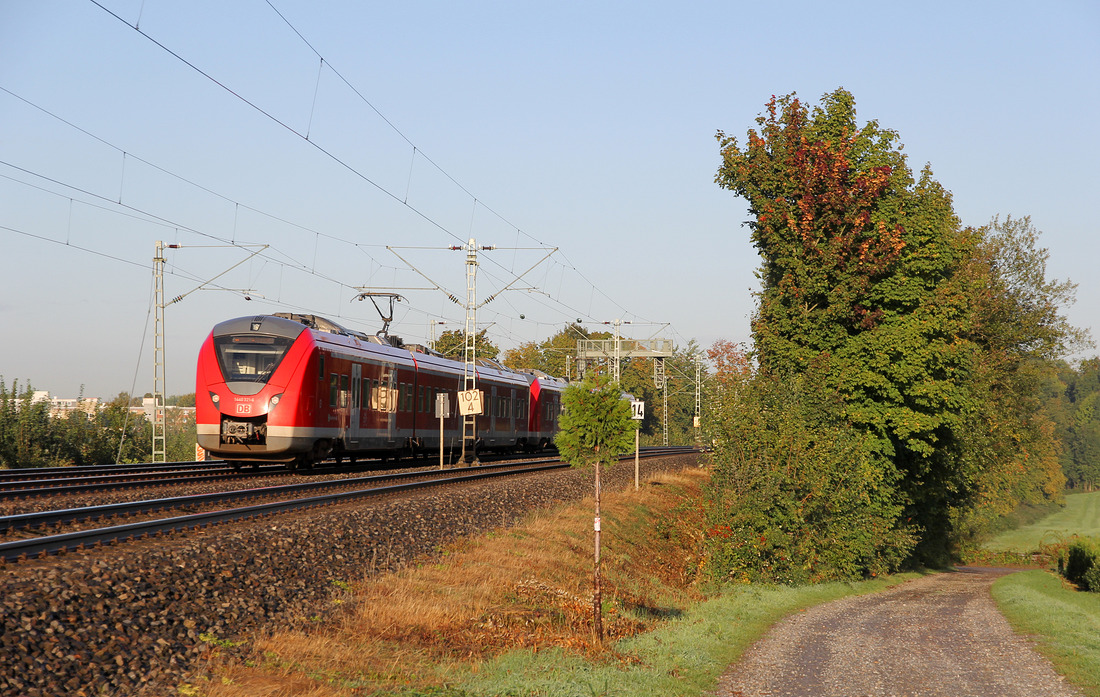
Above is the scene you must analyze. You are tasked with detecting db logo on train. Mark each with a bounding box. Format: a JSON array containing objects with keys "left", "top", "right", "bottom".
[{"left": 236, "top": 403, "right": 251, "bottom": 414}]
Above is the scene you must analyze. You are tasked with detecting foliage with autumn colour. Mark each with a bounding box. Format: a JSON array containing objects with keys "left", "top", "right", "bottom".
[{"left": 710, "top": 89, "right": 1082, "bottom": 567}]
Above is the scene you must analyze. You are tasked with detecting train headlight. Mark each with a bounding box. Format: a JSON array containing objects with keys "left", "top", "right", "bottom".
[
  {"left": 269, "top": 393, "right": 283, "bottom": 409},
  {"left": 209, "top": 391, "right": 220, "bottom": 405}
]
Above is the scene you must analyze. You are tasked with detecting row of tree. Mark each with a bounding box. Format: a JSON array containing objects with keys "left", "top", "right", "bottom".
[
  {"left": 705, "top": 88, "right": 1090, "bottom": 576},
  {"left": 0, "top": 379, "right": 196, "bottom": 468},
  {"left": 1051, "top": 358, "right": 1100, "bottom": 490}
]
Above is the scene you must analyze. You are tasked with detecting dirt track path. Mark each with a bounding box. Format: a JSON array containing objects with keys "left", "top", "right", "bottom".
[{"left": 713, "top": 568, "right": 1081, "bottom": 697}]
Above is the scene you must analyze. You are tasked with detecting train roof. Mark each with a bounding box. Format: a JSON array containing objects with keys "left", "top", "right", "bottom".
[{"left": 211, "top": 313, "right": 569, "bottom": 386}]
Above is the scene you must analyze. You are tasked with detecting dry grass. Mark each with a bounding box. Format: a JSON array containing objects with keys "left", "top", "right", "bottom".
[{"left": 198, "top": 467, "right": 710, "bottom": 696}]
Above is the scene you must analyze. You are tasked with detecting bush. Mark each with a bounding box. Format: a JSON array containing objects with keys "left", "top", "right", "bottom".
[
  {"left": 704, "top": 370, "right": 915, "bottom": 584},
  {"left": 1083, "top": 564, "right": 1100, "bottom": 594},
  {"left": 1062, "top": 537, "right": 1100, "bottom": 590}
]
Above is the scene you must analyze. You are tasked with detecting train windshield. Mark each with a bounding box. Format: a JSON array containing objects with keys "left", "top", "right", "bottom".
[{"left": 213, "top": 334, "right": 295, "bottom": 383}]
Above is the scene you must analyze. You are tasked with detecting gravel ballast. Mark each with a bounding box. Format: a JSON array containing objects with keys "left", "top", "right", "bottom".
[{"left": 1, "top": 454, "right": 699, "bottom": 696}]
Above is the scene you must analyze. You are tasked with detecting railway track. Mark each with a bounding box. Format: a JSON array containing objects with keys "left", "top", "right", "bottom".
[
  {"left": 0, "top": 451, "right": 531, "bottom": 500},
  {"left": 0, "top": 447, "right": 695, "bottom": 563}
]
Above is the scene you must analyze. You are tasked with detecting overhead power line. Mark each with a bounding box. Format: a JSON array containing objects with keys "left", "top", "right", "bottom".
[{"left": 14, "top": 2, "right": 679, "bottom": 348}]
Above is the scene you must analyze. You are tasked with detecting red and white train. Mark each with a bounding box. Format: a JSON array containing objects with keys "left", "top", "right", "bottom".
[{"left": 195, "top": 313, "right": 566, "bottom": 469}]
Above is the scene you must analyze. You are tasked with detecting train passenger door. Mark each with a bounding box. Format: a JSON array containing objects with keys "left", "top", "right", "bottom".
[
  {"left": 348, "top": 363, "right": 362, "bottom": 447},
  {"left": 489, "top": 385, "right": 498, "bottom": 436}
]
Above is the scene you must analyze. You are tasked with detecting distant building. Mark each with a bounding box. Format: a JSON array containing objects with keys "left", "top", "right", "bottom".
[
  {"left": 26, "top": 391, "right": 102, "bottom": 420},
  {"left": 139, "top": 397, "right": 196, "bottom": 423}
]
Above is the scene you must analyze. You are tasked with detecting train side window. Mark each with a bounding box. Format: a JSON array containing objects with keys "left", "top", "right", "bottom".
[
  {"left": 329, "top": 374, "right": 338, "bottom": 408},
  {"left": 339, "top": 375, "right": 350, "bottom": 408},
  {"left": 362, "top": 378, "right": 370, "bottom": 410},
  {"left": 370, "top": 379, "right": 379, "bottom": 410},
  {"left": 417, "top": 385, "right": 425, "bottom": 413},
  {"left": 318, "top": 354, "right": 325, "bottom": 380}
]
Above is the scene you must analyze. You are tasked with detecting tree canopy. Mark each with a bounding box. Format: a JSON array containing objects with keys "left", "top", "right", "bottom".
[
  {"left": 555, "top": 374, "right": 635, "bottom": 469},
  {"left": 432, "top": 329, "right": 500, "bottom": 361},
  {"left": 711, "top": 88, "right": 1082, "bottom": 568}
]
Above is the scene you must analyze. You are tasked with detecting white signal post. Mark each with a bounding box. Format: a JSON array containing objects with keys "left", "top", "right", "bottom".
[{"left": 631, "top": 400, "right": 644, "bottom": 489}]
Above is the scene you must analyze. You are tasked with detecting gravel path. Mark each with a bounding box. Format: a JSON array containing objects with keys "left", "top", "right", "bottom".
[{"left": 713, "top": 567, "right": 1081, "bottom": 697}]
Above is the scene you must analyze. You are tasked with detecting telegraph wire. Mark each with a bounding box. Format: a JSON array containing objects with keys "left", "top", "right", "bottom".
[
  {"left": 0, "top": 222, "right": 147, "bottom": 270},
  {"left": 262, "top": 0, "right": 556, "bottom": 252},
  {"left": 0, "top": 158, "right": 361, "bottom": 304},
  {"left": 86, "top": 1, "right": 658, "bottom": 336},
  {"left": 21, "top": 5, "right": 681, "bottom": 352},
  {"left": 87, "top": 0, "right": 468, "bottom": 248},
  {"left": 0, "top": 85, "right": 398, "bottom": 274}
]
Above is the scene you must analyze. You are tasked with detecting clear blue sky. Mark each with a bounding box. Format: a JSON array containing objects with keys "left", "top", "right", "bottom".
[{"left": 1, "top": 0, "right": 1097, "bottom": 399}]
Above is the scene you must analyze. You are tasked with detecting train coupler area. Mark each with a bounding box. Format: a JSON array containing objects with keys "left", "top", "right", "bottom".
[{"left": 220, "top": 415, "right": 268, "bottom": 445}]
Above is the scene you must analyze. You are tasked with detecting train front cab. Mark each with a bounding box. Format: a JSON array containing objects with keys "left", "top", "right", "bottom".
[{"left": 196, "top": 315, "right": 320, "bottom": 465}]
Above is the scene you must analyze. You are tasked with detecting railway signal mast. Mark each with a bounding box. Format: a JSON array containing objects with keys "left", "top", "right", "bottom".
[
  {"left": 456, "top": 238, "right": 494, "bottom": 464},
  {"left": 150, "top": 241, "right": 267, "bottom": 463},
  {"left": 152, "top": 241, "right": 176, "bottom": 464},
  {"left": 384, "top": 240, "right": 557, "bottom": 464}
]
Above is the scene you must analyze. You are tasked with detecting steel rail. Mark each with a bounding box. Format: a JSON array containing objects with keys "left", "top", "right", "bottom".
[
  {"left": 0, "top": 458, "right": 561, "bottom": 533},
  {"left": 0, "top": 471, "right": 263, "bottom": 500},
  {"left": 0, "top": 461, "right": 569, "bottom": 563},
  {"left": 0, "top": 447, "right": 697, "bottom": 563},
  {"left": 0, "top": 460, "right": 219, "bottom": 483}
]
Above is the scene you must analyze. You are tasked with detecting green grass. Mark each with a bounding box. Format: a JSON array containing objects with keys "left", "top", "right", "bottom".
[
  {"left": 993, "top": 570, "right": 1100, "bottom": 696},
  {"left": 454, "top": 574, "right": 919, "bottom": 697},
  {"left": 984, "top": 491, "right": 1100, "bottom": 552}
]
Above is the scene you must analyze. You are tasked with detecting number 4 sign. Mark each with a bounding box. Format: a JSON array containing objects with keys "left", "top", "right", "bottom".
[{"left": 458, "top": 389, "right": 484, "bottom": 416}]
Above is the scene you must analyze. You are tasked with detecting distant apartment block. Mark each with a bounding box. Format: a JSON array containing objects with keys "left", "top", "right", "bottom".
[{"left": 30, "top": 391, "right": 101, "bottom": 420}]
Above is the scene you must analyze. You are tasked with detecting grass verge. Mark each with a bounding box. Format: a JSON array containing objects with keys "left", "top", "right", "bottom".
[
  {"left": 196, "top": 465, "right": 913, "bottom": 697},
  {"left": 458, "top": 574, "right": 913, "bottom": 697},
  {"left": 992, "top": 570, "right": 1100, "bottom": 697},
  {"left": 983, "top": 491, "right": 1100, "bottom": 554}
]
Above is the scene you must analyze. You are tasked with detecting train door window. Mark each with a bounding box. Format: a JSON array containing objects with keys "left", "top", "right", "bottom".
[
  {"left": 352, "top": 365, "right": 361, "bottom": 409},
  {"left": 339, "top": 375, "right": 350, "bottom": 408},
  {"left": 319, "top": 354, "right": 325, "bottom": 380},
  {"left": 417, "top": 385, "right": 425, "bottom": 413},
  {"left": 329, "top": 374, "right": 338, "bottom": 407},
  {"left": 362, "top": 378, "right": 371, "bottom": 410}
]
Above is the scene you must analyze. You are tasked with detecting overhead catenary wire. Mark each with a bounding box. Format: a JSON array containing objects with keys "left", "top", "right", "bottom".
[
  {"left": 84, "top": 0, "right": 617, "bottom": 307},
  {"left": 9, "top": 4, "right": 685, "bottom": 357},
  {"left": 2, "top": 81, "right": 595, "bottom": 336}
]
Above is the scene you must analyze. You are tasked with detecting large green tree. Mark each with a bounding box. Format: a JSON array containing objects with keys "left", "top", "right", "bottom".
[{"left": 715, "top": 89, "right": 1078, "bottom": 562}]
